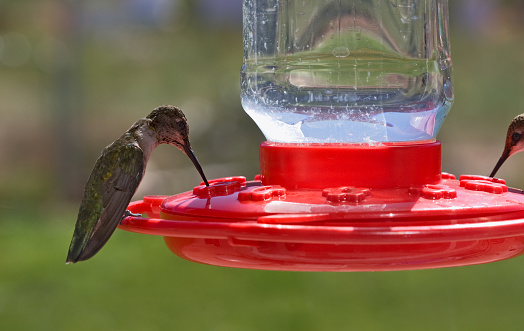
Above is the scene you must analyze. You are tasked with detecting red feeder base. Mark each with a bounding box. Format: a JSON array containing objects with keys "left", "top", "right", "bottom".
[{"left": 119, "top": 141, "right": 524, "bottom": 271}]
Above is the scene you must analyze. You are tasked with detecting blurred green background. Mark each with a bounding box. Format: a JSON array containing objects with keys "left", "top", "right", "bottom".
[{"left": 2, "top": 1, "right": 524, "bottom": 330}]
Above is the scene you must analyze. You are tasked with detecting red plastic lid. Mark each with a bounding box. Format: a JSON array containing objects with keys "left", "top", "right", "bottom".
[{"left": 118, "top": 142, "right": 524, "bottom": 271}]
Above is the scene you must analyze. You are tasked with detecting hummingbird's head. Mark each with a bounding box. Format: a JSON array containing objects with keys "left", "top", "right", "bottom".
[
  {"left": 147, "top": 105, "right": 190, "bottom": 149},
  {"left": 490, "top": 114, "right": 524, "bottom": 177},
  {"left": 503, "top": 115, "right": 524, "bottom": 159},
  {"left": 146, "top": 105, "right": 209, "bottom": 186}
]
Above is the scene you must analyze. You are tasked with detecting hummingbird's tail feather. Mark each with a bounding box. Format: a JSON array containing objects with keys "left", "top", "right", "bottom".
[
  {"left": 66, "top": 222, "right": 94, "bottom": 264},
  {"left": 66, "top": 249, "right": 80, "bottom": 264},
  {"left": 67, "top": 198, "right": 130, "bottom": 263},
  {"left": 65, "top": 250, "right": 84, "bottom": 264},
  {"left": 75, "top": 225, "right": 120, "bottom": 262},
  {"left": 65, "top": 218, "right": 122, "bottom": 264}
]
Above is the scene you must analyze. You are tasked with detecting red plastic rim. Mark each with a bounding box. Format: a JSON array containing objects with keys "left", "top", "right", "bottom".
[{"left": 123, "top": 197, "right": 524, "bottom": 244}]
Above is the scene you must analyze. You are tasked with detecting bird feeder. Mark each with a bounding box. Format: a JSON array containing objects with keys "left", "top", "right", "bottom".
[{"left": 119, "top": 0, "right": 524, "bottom": 271}]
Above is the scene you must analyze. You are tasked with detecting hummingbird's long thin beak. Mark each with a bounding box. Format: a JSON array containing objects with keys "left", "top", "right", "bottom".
[
  {"left": 184, "top": 142, "right": 209, "bottom": 186},
  {"left": 489, "top": 151, "right": 509, "bottom": 178}
]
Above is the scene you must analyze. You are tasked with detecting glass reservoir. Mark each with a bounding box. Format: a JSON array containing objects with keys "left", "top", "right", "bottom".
[{"left": 241, "top": 0, "right": 453, "bottom": 143}]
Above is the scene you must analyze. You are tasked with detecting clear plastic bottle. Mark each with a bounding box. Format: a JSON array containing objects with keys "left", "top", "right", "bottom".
[{"left": 241, "top": 0, "right": 453, "bottom": 143}]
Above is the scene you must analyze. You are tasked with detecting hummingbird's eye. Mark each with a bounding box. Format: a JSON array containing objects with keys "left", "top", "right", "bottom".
[
  {"left": 512, "top": 132, "right": 522, "bottom": 142},
  {"left": 177, "top": 120, "right": 187, "bottom": 132}
]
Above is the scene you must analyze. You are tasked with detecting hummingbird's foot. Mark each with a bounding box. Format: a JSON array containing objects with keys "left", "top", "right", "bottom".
[{"left": 123, "top": 210, "right": 142, "bottom": 220}]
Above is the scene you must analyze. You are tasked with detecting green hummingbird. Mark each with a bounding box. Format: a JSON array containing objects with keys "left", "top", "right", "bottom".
[
  {"left": 490, "top": 114, "right": 524, "bottom": 177},
  {"left": 66, "top": 105, "right": 209, "bottom": 264}
]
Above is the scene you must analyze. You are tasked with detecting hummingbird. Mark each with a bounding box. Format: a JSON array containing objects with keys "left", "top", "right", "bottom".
[
  {"left": 66, "top": 105, "right": 209, "bottom": 264},
  {"left": 490, "top": 114, "right": 524, "bottom": 178}
]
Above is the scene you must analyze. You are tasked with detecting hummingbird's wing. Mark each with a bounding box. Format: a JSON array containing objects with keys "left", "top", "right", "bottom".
[{"left": 66, "top": 141, "right": 144, "bottom": 263}]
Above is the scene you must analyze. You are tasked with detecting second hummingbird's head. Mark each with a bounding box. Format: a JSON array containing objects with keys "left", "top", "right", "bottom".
[
  {"left": 490, "top": 114, "right": 524, "bottom": 177},
  {"left": 147, "top": 105, "right": 190, "bottom": 150},
  {"left": 503, "top": 114, "right": 524, "bottom": 159}
]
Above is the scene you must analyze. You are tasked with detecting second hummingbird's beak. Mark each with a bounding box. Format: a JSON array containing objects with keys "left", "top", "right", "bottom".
[
  {"left": 489, "top": 149, "right": 510, "bottom": 178},
  {"left": 183, "top": 142, "right": 209, "bottom": 186}
]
